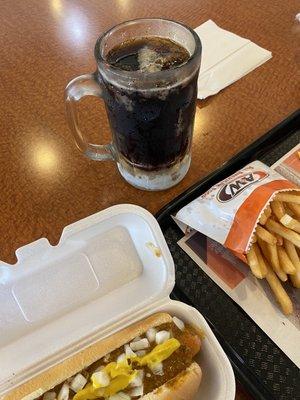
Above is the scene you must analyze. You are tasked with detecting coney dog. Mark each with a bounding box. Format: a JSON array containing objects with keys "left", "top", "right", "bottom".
[{"left": 6, "top": 313, "right": 202, "bottom": 400}]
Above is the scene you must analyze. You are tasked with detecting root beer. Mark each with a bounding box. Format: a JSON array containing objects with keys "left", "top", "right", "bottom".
[{"left": 101, "top": 36, "right": 198, "bottom": 171}]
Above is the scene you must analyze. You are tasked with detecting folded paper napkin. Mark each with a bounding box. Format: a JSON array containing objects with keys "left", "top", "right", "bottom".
[{"left": 195, "top": 20, "right": 272, "bottom": 99}]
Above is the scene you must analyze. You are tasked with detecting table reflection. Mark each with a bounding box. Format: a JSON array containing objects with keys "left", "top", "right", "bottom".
[
  {"left": 193, "top": 106, "right": 203, "bottom": 138},
  {"left": 117, "top": 0, "right": 132, "bottom": 13},
  {"left": 51, "top": 0, "right": 62, "bottom": 16},
  {"left": 50, "top": 0, "right": 89, "bottom": 47},
  {"left": 33, "top": 143, "right": 58, "bottom": 173}
]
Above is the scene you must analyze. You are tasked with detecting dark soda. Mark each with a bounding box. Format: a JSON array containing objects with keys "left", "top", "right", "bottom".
[
  {"left": 107, "top": 36, "right": 190, "bottom": 72},
  {"left": 102, "top": 36, "right": 198, "bottom": 171}
]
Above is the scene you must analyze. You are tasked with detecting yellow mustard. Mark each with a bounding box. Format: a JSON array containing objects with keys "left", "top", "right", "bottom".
[
  {"left": 73, "top": 338, "right": 180, "bottom": 400},
  {"left": 136, "top": 338, "right": 180, "bottom": 368}
]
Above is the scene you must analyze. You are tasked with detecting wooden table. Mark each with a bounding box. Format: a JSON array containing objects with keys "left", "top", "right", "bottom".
[{"left": 1, "top": 0, "right": 298, "bottom": 398}]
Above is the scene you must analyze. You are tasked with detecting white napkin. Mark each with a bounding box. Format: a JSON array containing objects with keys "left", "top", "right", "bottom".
[{"left": 195, "top": 20, "right": 272, "bottom": 99}]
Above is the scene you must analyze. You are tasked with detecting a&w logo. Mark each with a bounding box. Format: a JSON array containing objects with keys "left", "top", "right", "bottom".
[{"left": 217, "top": 171, "right": 268, "bottom": 202}]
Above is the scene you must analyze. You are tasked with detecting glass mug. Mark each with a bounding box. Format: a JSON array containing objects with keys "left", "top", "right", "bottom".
[{"left": 65, "top": 18, "right": 202, "bottom": 190}]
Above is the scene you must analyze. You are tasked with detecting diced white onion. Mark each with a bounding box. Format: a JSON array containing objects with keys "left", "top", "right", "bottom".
[
  {"left": 108, "top": 392, "right": 131, "bottom": 400},
  {"left": 173, "top": 316, "right": 185, "bottom": 331},
  {"left": 43, "top": 392, "right": 56, "bottom": 400},
  {"left": 130, "top": 338, "right": 150, "bottom": 351},
  {"left": 125, "top": 344, "right": 136, "bottom": 358},
  {"left": 70, "top": 374, "right": 87, "bottom": 392},
  {"left": 136, "top": 350, "right": 147, "bottom": 357},
  {"left": 132, "top": 336, "right": 141, "bottom": 342},
  {"left": 130, "top": 370, "right": 144, "bottom": 387},
  {"left": 93, "top": 365, "right": 105, "bottom": 373},
  {"left": 22, "top": 389, "right": 44, "bottom": 400},
  {"left": 155, "top": 330, "right": 170, "bottom": 345},
  {"left": 103, "top": 353, "right": 111, "bottom": 363},
  {"left": 146, "top": 372, "right": 151, "bottom": 378},
  {"left": 57, "top": 383, "right": 69, "bottom": 400},
  {"left": 117, "top": 353, "right": 127, "bottom": 363},
  {"left": 150, "top": 362, "right": 164, "bottom": 376},
  {"left": 129, "top": 385, "right": 144, "bottom": 397},
  {"left": 92, "top": 370, "right": 110, "bottom": 387},
  {"left": 146, "top": 327, "right": 157, "bottom": 343}
]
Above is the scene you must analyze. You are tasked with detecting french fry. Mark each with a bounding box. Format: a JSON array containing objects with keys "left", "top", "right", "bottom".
[
  {"left": 276, "top": 193, "right": 300, "bottom": 204},
  {"left": 257, "top": 238, "right": 287, "bottom": 281},
  {"left": 246, "top": 245, "right": 265, "bottom": 279},
  {"left": 259, "top": 205, "right": 272, "bottom": 225},
  {"left": 283, "top": 239, "right": 300, "bottom": 288},
  {"left": 252, "top": 243, "right": 268, "bottom": 277},
  {"left": 284, "top": 203, "right": 295, "bottom": 217},
  {"left": 251, "top": 233, "right": 257, "bottom": 243},
  {"left": 277, "top": 247, "right": 296, "bottom": 275},
  {"left": 257, "top": 238, "right": 269, "bottom": 258},
  {"left": 284, "top": 239, "right": 300, "bottom": 266},
  {"left": 265, "top": 263, "right": 293, "bottom": 315},
  {"left": 259, "top": 211, "right": 268, "bottom": 225},
  {"left": 270, "top": 200, "right": 285, "bottom": 220},
  {"left": 290, "top": 270, "right": 300, "bottom": 289},
  {"left": 275, "top": 233, "right": 283, "bottom": 246},
  {"left": 265, "top": 219, "right": 300, "bottom": 248},
  {"left": 267, "top": 243, "right": 288, "bottom": 281},
  {"left": 280, "top": 214, "right": 300, "bottom": 234},
  {"left": 288, "top": 203, "right": 300, "bottom": 218},
  {"left": 265, "top": 205, "right": 272, "bottom": 218},
  {"left": 255, "top": 225, "right": 277, "bottom": 244},
  {"left": 261, "top": 233, "right": 293, "bottom": 316}
]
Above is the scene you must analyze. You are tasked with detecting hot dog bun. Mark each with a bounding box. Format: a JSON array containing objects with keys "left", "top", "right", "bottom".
[
  {"left": 4, "top": 313, "right": 202, "bottom": 400},
  {"left": 141, "top": 362, "right": 202, "bottom": 400}
]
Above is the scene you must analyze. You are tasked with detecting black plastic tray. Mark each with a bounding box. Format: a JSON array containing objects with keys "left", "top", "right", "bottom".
[{"left": 156, "top": 110, "right": 300, "bottom": 400}]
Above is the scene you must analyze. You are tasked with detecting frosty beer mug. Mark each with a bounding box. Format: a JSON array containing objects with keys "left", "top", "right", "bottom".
[{"left": 65, "top": 18, "right": 201, "bottom": 190}]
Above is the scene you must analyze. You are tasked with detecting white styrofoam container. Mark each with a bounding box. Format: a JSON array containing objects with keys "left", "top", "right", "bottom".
[{"left": 0, "top": 204, "right": 235, "bottom": 400}]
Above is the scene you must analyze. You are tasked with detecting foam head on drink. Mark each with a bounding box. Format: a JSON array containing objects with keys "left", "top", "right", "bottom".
[{"left": 107, "top": 37, "right": 190, "bottom": 72}]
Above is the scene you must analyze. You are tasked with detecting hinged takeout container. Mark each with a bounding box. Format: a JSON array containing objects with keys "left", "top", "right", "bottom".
[{"left": 0, "top": 205, "right": 235, "bottom": 400}]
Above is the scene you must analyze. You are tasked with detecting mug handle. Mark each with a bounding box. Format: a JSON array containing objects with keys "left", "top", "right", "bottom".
[{"left": 64, "top": 73, "right": 114, "bottom": 161}]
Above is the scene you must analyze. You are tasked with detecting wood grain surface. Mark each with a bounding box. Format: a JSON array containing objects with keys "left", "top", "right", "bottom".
[{"left": 0, "top": 1, "right": 299, "bottom": 398}]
